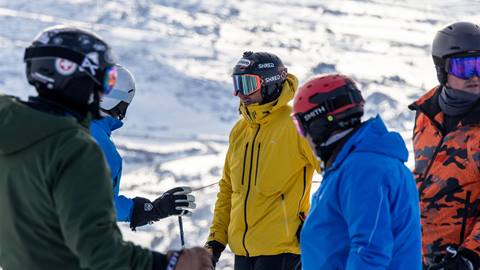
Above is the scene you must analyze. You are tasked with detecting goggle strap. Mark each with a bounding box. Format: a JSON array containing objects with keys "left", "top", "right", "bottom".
[
  {"left": 24, "top": 46, "right": 102, "bottom": 86},
  {"left": 24, "top": 46, "right": 85, "bottom": 66},
  {"left": 300, "top": 90, "right": 363, "bottom": 124}
]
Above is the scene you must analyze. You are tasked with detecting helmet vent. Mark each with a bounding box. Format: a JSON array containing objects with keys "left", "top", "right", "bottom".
[{"left": 450, "top": 46, "right": 461, "bottom": 50}]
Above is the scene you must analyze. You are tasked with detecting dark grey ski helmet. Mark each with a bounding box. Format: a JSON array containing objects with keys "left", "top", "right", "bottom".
[{"left": 432, "top": 21, "right": 480, "bottom": 84}]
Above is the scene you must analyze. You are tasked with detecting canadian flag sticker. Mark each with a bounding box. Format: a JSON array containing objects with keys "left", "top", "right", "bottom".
[{"left": 55, "top": 58, "right": 77, "bottom": 76}]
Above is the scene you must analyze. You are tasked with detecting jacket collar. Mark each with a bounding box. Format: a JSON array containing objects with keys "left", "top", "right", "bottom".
[
  {"left": 409, "top": 86, "right": 480, "bottom": 131},
  {"left": 92, "top": 116, "right": 123, "bottom": 136},
  {"left": 239, "top": 73, "right": 298, "bottom": 125}
]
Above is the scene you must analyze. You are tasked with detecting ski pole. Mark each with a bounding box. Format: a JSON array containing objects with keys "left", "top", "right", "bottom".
[{"left": 178, "top": 216, "right": 185, "bottom": 249}]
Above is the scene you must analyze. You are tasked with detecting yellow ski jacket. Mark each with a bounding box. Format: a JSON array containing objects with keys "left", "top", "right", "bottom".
[{"left": 208, "top": 74, "right": 319, "bottom": 256}]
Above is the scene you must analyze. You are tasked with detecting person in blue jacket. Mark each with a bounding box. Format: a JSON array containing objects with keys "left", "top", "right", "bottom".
[
  {"left": 91, "top": 65, "right": 196, "bottom": 230},
  {"left": 291, "top": 73, "right": 422, "bottom": 269}
]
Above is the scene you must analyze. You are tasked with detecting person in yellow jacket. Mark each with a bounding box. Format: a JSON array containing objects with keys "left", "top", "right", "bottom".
[{"left": 205, "top": 51, "right": 319, "bottom": 270}]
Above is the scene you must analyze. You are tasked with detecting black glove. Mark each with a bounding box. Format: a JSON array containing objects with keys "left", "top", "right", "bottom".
[
  {"left": 130, "top": 187, "right": 196, "bottom": 231},
  {"left": 428, "top": 246, "right": 480, "bottom": 270},
  {"left": 204, "top": 240, "right": 225, "bottom": 268},
  {"left": 153, "top": 186, "right": 196, "bottom": 217}
]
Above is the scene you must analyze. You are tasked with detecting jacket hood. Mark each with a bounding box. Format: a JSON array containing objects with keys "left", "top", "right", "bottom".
[
  {"left": 331, "top": 115, "right": 408, "bottom": 170},
  {"left": 0, "top": 95, "right": 81, "bottom": 155},
  {"left": 239, "top": 73, "right": 298, "bottom": 124}
]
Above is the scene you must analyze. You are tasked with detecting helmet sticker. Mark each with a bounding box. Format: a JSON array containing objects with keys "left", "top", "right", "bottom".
[
  {"left": 78, "top": 34, "right": 92, "bottom": 47},
  {"left": 52, "top": 36, "right": 63, "bottom": 45},
  {"left": 35, "top": 32, "right": 51, "bottom": 45},
  {"left": 258, "top": 63, "right": 275, "bottom": 69},
  {"left": 303, "top": 106, "right": 327, "bottom": 122},
  {"left": 79, "top": 52, "right": 99, "bottom": 76},
  {"left": 55, "top": 58, "right": 77, "bottom": 76},
  {"left": 93, "top": 42, "right": 106, "bottom": 51},
  {"left": 86, "top": 52, "right": 99, "bottom": 65},
  {"left": 237, "top": 58, "right": 251, "bottom": 67},
  {"left": 264, "top": 74, "right": 281, "bottom": 83}
]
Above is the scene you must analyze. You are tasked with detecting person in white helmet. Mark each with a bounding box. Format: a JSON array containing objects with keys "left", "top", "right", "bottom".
[{"left": 90, "top": 65, "right": 196, "bottom": 230}]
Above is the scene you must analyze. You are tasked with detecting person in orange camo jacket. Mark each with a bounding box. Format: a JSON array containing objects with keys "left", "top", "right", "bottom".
[{"left": 409, "top": 21, "right": 480, "bottom": 270}]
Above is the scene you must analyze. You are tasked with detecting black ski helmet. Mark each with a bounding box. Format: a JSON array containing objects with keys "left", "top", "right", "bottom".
[
  {"left": 432, "top": 21, "right": 480, "bottom": 84},
  {"left": 24, "top": 25, "right": 117, "bottom": 118},
  {"left": 232, "top": 51, "right": 288, "bottom": 102}
]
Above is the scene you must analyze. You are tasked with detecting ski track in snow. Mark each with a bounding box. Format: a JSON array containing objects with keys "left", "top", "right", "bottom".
[{"left": 1, "top": 0, "right": 480, "bottom": 268}]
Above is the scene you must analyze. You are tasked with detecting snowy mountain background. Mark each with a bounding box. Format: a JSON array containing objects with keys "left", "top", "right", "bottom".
[{"left": 1, "top": 0, "right": 479, "bottom": 268}]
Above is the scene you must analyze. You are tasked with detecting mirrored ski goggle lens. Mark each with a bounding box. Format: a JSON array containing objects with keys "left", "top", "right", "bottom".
[
  {"left": 103, "top": 66, "right": 117, "bottom": 95},
  {"left": 292, "top": 114, "right": 307, "bottom": 137},
  {"left": 232, "top": 74, "right": 261, "bottom": 96},
  {"left": 448, "top": 56, "right": 480, "bottom": 80}
]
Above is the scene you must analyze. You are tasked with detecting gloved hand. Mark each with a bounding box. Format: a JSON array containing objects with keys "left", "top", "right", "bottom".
[
  {"left": 151, "top": 247, "right": 212, "bottom": 270},
  {"left": 205, "top": 240, "right": 225, "bottom": 268},
  {"left": 153, "top": 186, "right": 196, "bottom": 217},
  {"left": 428, "top": 246, "right": 480, "bottom": 270},
  {"left": 171, "top": 247, "right": 213, "bottom": 270},
  {"left": 130, "top": 187, "right": 196, "bottom": 230}
]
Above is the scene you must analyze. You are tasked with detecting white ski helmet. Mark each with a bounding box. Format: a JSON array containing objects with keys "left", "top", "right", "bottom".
[{"left": 100, "top": 64, "right": 136, "bottom": 120}]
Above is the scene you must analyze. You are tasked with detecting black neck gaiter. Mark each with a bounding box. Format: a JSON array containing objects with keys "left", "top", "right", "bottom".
[{"left": 438, "top": 86, "right": 480, "bottom": 116}]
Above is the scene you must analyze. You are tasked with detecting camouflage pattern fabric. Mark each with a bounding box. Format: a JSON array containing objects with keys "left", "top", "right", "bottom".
[{"left": 409, "top": 87, "right": 480, "bottom": 266}]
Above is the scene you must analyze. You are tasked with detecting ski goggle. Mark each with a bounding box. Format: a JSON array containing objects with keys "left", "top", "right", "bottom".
[
  {"left": 232, "top": 74, "right": 262, "bottom": 96},
  {"left": 103, "top": 66, "right": 117, "bottom": 95},
  {"left": 292, "top": 114, "right": 308, "bottom": 137},
  {"left": 447, "top": 56, "right": 480, "bottom": 80}
]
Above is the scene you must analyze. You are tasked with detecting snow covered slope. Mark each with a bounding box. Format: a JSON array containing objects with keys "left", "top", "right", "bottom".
[{"left": 1, "top": 0, "right": 479, "bottom": 268}]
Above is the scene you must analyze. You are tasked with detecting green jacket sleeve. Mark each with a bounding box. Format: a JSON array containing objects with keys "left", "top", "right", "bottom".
[
  {"left": 52, "top": 131, "right": 153, "bottom": 270},
  {"left": 207, "top": 145, "right": 233, "bottom": 246}
]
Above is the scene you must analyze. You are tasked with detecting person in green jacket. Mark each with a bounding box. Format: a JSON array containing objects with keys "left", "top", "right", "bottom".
[{"left": 0, "top": 25, "right": 211, "bottom": 270}]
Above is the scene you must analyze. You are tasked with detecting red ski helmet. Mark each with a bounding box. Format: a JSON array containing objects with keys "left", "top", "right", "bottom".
[{"left": 292, "top": 74, "right": 364, "bottom": 143}]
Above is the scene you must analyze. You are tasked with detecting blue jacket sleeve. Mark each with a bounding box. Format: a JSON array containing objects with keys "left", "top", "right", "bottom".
[
  {"left": 90, "top": 121, "right": 133, "bottom": 222},
  {"left": 340, "top": 161, "right": 393, "bottom": 269},
  {"left": 112, "top": 174, "right": 134, "bottom": 222}
]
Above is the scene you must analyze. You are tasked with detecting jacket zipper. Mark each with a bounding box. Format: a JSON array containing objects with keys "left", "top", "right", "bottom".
[
  {"left": 241, "top": 143, "right": 249, "bottom": 185},
  {"left": 297, "top": 167, "right": 307, "bottom": 215},
  {"left": 413, "top": 104, "right": 446, "bottom": 192},
  {"left": 242, "top": 126, "right": 260, "bottom": 256},
  {"left": 281, "top": 194, "right": 290, "bottom": 237},
  {"left": 460, "top": 191, "right": 471, "bottom": 244},
  {"left": 417, "top": 135, "right": 445, "bottom": 195},
  {"left": 254, "top": 143, "right": 261, "bottom": 186}
]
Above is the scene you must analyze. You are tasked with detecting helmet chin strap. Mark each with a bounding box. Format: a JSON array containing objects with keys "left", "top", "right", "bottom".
[
  {"left": 312, "top": 126, "right": 356, "bottom": 164},
  {"left": 260, "top": 82, "right": 283, "bottom": 104},
  {"left": 321, "top": 128, "right": 354, "bottom": 147}
]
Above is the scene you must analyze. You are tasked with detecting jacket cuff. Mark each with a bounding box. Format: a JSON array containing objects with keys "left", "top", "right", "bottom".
[
  {"left": 151, "top": 251, "right": 168, "bottom": 270},
  {"left": 205, "top": 240, "right": 226, "bottom": 254},
  {"left": 207, "top": 230, "right": 227, "bottom": 246}
]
